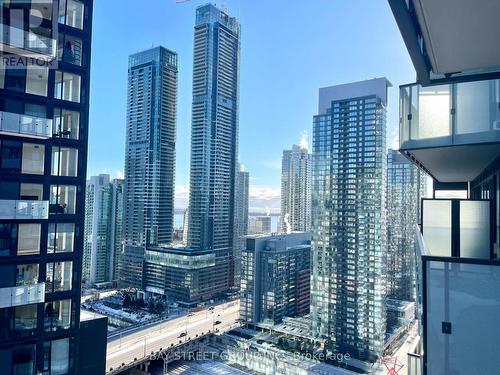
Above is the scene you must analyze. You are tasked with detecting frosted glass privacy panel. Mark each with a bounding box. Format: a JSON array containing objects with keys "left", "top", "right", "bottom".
[
  {"left": 413, "top": 85, "right": 451, "bottom": 140},
  {"left": 422, "top": 200, "right": 452, "bottom": 256},
  {"left": 460, "top": 200, "right": 490, "bottom": 259}
]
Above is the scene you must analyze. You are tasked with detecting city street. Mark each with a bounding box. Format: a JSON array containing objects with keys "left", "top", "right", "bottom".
[
  {"left": 106, "top": 301, "right": 240, "bottom": 372},
  {"left": 371, "top": 327, "right": 419, "bottom": 375}
]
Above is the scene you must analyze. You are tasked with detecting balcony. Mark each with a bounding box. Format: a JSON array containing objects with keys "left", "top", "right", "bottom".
[
  {"left": 0, "top": 25, "right": 56, "bottom": 58},
  {"left": 421, "top": 198, "right": 492, "bottom": 259},
  {"left": 0, "top": 111, "right": 52, "bottom": 139},
  {"left": 399, "top": 81, "right": 500, "bottom": 182},
  {"left": 0, "top": 200, "right": 49, "bottom": 220},
  {"left": 407, "top": 336, "right": 423, "bottom": 375},
  {"left": 0, "top": 283, "right": 45, "bottom": 308},
  {"left": 388, "top": 0, "right": 500, "bottom": 85},
  {"left": 414, "top": 198, "right": 500, "bottom": 375}
]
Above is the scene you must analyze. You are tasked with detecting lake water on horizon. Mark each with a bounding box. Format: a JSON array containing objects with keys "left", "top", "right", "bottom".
[{"left": 174, "top": 213, "right": 279, "bottom": 233}]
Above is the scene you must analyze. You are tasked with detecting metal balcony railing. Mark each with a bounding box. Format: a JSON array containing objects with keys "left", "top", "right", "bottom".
[
  {"left": 0, "top": 111, "right": 52, "bottom": 138},
  {"left": 0, "top": 283, "right": 45, "bottom": 308},
  {"left": 0, "top": 200, "right": 49, "bottom": 220}
]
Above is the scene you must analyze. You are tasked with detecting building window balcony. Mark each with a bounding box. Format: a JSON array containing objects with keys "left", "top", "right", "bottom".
[
  {"left": 416, "top": 225, "right": 500, "bottom": 375},
  {"left": 0, "top": 110, "right": 53, "bottom": 139},
  {"left": 0, "top": 199, "right": 49, "bottom": 220},
  {"left": 0, "top": 24, "right": 56, "bottom": 58},
  {"left": 0, "top": 283, "right": 45, "bottom": 308},
  {"left": 400, "top": 80, "right": 500, "bottom": 150},
  {"left": 421, "top": 198, "right": 492, "bottom": 259}
]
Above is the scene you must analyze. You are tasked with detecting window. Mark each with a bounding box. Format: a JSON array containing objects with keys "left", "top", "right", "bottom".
[
  {"left": 44, "top": 299, "right": 71, "bottom": 332},
  {"left": 17, "top": 224, "right": 41, "bottom": 255},
  {"left": 20, "top": 183, "right": 43, "bottom": 200},
  {"left": 47, "top": 223, "right": 74, "bottom": 253},
  {"left": 0, "top": 224, "right": 16, "bottom": 257},
  {"left": 0, "top": 181, "right": 18, "bottom": 199},
  {"left": 4, "top": 68, "right": 25, "bottom": 92},
  {"left": 54, "top": 109, "right": 80, "bottom": 139},
  {"left": 59, "top": 0, "right": 84, "bottom": 29},
  {"left": 24, "top": 103, "right": 47, "bottom": 118},
  {"left": 51, "top": 147, "right": 78, "bottom": 176},
  {"left": 0, "top": 66, "right": 4, "bottom": 88},
  {"left": 12, "top": 344, "right": 36, "bottom": 375},
  {"left": 25, "top": 66, "right": 48, "bottom": 96},
  {"left": 14, "top": 304, "right": 37, "bottom": 333},
  {"left": 46, "top": 261, "right": 72, "bottom": 292},
  {"left": 50, "top": 338, "right": 70, "bottom": 375},
  {"left": 0, "top": 140, "right": 22, "bottom": 172},
  {"left": 58, "top": 34, "right": 83, "bottom": 66},
  {"left": 30, "top": 1, "right": 53, "bottom": 20},
  {"left": 16, "top": 264, "right": 39, "bottom": 286},
  {"left": 21, "top": 143, "right": 45, "bottom": 175},
  {"left": 55, "top": 71, "right": 81, "bottom": 102},
  {"left": 50, "top": 185, "right": 77, "bottom": 214}
]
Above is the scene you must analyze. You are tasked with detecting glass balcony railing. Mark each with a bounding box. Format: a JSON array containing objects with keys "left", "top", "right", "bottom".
[
  {"left": 0, "top": 24, "right": 57, "bottom": 57},
  {"left": 0, "top": 283, "right": 45, "bottom": 308},
  {"left": 400, "top": 80, "right": 500, "bottom": 150},
  {"left": 0, "top": 111, "right": 52, "bottom": 138},
  {"left": 423, "top": 256, "right": 500, "bottom": 375},
  {"left": 0, "top": 200, "right": 49, "bottom": 220},
  {"left": 415, "top": 197, "right": 500, "bottom": 375}
]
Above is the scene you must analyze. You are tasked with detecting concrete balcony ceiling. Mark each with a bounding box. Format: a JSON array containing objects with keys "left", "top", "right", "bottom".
[{"left": 413, "top": 0, "right": 500, "bottom": 75}]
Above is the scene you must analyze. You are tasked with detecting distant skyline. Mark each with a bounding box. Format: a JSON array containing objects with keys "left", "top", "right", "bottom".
[{"left": 88, "top": 0, "right": 415, "bottom": 213}]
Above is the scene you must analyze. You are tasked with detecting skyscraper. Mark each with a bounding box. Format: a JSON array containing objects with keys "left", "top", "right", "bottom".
[
  {"left": 123, "top": 46, "right": 177, "bottom": 247},
  {"left": 83, "top": 174, "right": 124, "bottom": 286},
  {"left": 187, "top": 4, "right": 241, "bottom": 291},
  {"left": 280, "top": 143, "right": 311, "bottom": 233},
  {"left": 310, "top": 78, "right": 390, "bottom": 363},
  {"left": 83, "top": 174, "right": 112, "bottom": 285},
  {"left": 386, "top": 149, "right": 426, "bottom": 301},
  {"left": 0, "top": 1, "right": 103, "bottom": 373},
  {"left": 234, "top": 163, "right": 249, "bottom": 285},
  {"left": 110, "top": 178, "right": 124, "bottom": 282}
]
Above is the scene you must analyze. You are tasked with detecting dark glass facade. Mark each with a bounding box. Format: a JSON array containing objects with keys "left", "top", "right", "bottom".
[
  {"left": 310, "top": 79, "right": 389, "bottom": 363},
  {"left": 240, "top": 233, "right": 311, "bottom": 326},
  {"left": 123, "top": 46, "right": 177, "bottom": 247},
  {"left": 0, "top": 0, "right": 93, "bottom": 373},
  {"left": 184, "top": 4, "right": 241, "bottom": 298}
]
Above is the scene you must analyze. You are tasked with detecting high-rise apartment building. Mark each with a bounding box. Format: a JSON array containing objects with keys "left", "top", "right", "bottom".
[
  {"left": 83, "top": 174, "right": 124, "bottom": 286},
  {"left": 123, "top": 46, "right": 177, "bottom": 247},
  {"left": 110, "top": 178, "right": 124, "bottom": 282},
  {"left": 389, "top": 2, "right": 500, "bottom": 373},
  {"left": 240, "top": 232, "right": 311, "bottom": 326},
  {"left": 310, "top": 78, "right": 390, "bottom": 363},
  {"left": 386, "top": 149, "right": 426, "bottom": 301},
  {"left": 187, "top": 4, "right": 240, "bottom": 293},
  {"left": 234, "top": 163, "right": 249, "bottom": 285},
  {"left": 280, "top": 144, "right": 311, "bottom": 233},
  {"left": 83, "top": 174, "right": 112, "bottom": 285},
  {"left": 0, "top": 1, "right": 106, "bottom": 373}
]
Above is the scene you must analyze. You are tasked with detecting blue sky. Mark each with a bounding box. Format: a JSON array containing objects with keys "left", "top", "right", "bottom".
[{"left": 88, "top": 0, "right": 415, "bottom": 212}]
